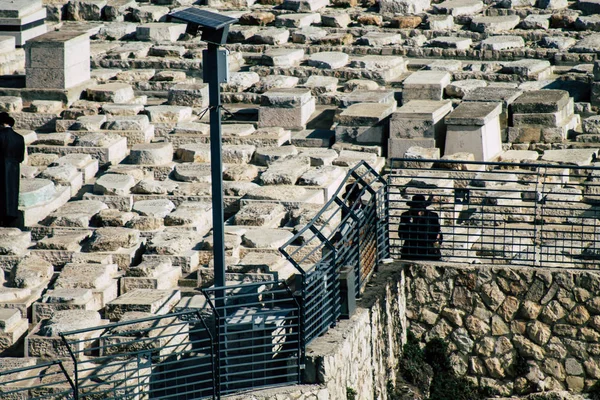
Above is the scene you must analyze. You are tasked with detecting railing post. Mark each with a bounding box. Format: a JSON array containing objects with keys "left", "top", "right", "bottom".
[{"left": 58, "top": 334, "right": 79, "bottom": 400}]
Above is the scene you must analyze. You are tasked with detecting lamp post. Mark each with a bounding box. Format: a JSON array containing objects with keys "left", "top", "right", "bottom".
[{"left": 167, "top": 9, "right": 238, "bottom": 304}]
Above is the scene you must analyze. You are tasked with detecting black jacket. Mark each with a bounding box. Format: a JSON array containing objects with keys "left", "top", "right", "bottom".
[
  {"left": 398, "top": 209, "right": 442, "bottom": 260},
  {"left": 0, "top": 127, "right": 25, "bottom": 218}
]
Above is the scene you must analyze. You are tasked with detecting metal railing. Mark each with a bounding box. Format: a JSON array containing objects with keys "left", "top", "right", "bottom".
[
  {"left": 0, "top": 162, "right": 390, "bottom": 399},
  {"left": 59, "top": 310, "right": 216, "bottom": 400},
  {"left": 0, "top": 360, "right": 75, "bottom": 399},
  {"left": 202, "top": 281, "right": 301, "bottom": 396},
  {"left": 389, "top": 158, "right": 600, "bottom": 267},
  {"left": 280, "top": 161, "right": 389, "bottom": 347}
]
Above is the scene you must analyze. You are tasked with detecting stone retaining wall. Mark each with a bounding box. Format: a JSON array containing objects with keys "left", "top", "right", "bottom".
[
  {"left": 303, "top": 265, "right": 407, "bottom": 399},
  {"left": 405, "top": 262, "right": 600, "bottom": 396},
  {"left": 225, "top": 265, "right": 407, "bottom": 400}
]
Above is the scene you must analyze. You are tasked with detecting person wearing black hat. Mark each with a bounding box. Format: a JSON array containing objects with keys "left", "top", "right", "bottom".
[
  {"left": 0, "top": 112, "right": 25, "bottom": 228},
  {"left": 398, "top": 194, "right": 442, "bottom": 260}
]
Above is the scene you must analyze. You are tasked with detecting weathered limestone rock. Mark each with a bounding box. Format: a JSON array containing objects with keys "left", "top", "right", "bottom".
[
  {"left": 10, "top": 256, "right": 52, "bottom": 289},
  {"left": 242, "top": 228, "right": 294, "bottom": 249},
  {"left": 239, "top": 11, "right": 275, "bottom": 26},
  {"left": 94, "top": 173, "right": 136, "bottom": 196},
  {"left": 470, "top": 15, "right": 520, "bottom": 33},
  {"left": 335, "top": 102, "right": 396, "bottom": 145},
  {"left": 105, "top": 289, "right": 181, "bottom": 320},
  {"left": 542, "top": 149, "right": 597, "bottom": 166},
  {"left": 463, "top": 86, "right": 522, "bottom": 131},
  {"left": 521, "top": 14, "right": 550, "bottom": 29},
  {"left": 0, "top": 97, "right": 23, "bottom": 113},
  {"left": 259, "top": 89, "right": 315, "bottom": 130},
  {"left": 380, "top": 0, "right": 430, "bottom": 14},
  {"left": 133, "top": 199, "right": 176, "bottom": 218},
  {"left": 89, "top": 227, "right": 140, "bottom": 252},
  {"left": 52, "top": 153, "right": 98, "bottom": 184},
  {"left": 0, "top": 229, "right": 31, "bottom": 256},
  {"left": 36, "top": 231, "right": 91, "bottom": 252},
  {"left": 165, "top": 201, "right": 211, "bottom": 231},
  {"left": 445, "top": 102, "right": 503, "bottom": 161},
  {"left": 223, "top": 72, "right": 260, "bottom": 92},
  {"left": 253, "top": 145, "right": 298, "bottom": 166},
  {"left": 359, "top": 32, "right": 403, "bottom": 46},
  {"left": 282, "top": 0, "right": 330, "bottom": 12},
  {"left": 172, "top": 164, "right": 212, "bottom": 183},
  {"left": 40, "top": 309, "right": 102, "bottom": 337},
  {"left": 32, "top": 288, "right": 96, "bottom": 325},
  {"left": 254, "top": 28, "right": 290, "bottom": 45},
  {"left": 262, "top": 48, "right": 305, "bottom": 68},
  {"left": 168, "top": 83, "right": 209, "bottom": 108},
  {"left": 18, "top": 178, "right": 56, "bottom": 208},
  {"left": 136, "top": 22, "right": 187, "bottom": 42},
  {"left": 232, "top": 203, "right": 287, "bottom": 228},
  {"left": 260, "top": 156, "right": 312, "bottom": 185},
  {"left": 121, "top": 259, "right": 182, "bottom": 293},
  {"left": 47, "top": 200, "right": 108, "bottom": 227},
  {"left": 0, "top": 308, "right": 28, "bottom": 353},
  {"left": 54, "top": 263, "right": 119, "bottom": 309},
  {"left": 144, "top": 106, "right": 192, "bottom": 123},
  {"left": 276, "top": 13, "right": 321, "bottom": 28},
  {"left": 26, "top": 31, "right": 90, "bottom": 90},
  {"left": 308, "top": 52, "right": 349, "bottom": 69},
  {"left": 429, "top": 36, "right": 472, "bottom": 50},
  {"left": 291, "top": 26, "right": 327, "bottom": 43},
  {"left": 129, "top": 142, "right": 173, "bottom": 166},
  {"left": 402, "top": 71, "right": 451, "bottom": 102},
  {"left": 433, "top": 0, "right": 483, "bottom": 14},
  {"left": 256, "top": 75, "right": 300, "bottom": 92},
  {"left": 87, "top": 83, "right": 135, "bottom": 103},
  {"left": 26, "top": 309, "right": 107, "bottom": 358},
  {"left": 445, "top": 80, "right": 488, "bottom": 99},
  {"left": 480, "top": 36, "right": 525, "bottom": 50},
  {"left": 322, "top": 13, "right": 352, "bottom": 28}
]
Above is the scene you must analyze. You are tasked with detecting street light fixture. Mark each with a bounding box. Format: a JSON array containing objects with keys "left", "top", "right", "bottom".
[{"left": 167, "top": 8, "right": 238, "bottom": 299}]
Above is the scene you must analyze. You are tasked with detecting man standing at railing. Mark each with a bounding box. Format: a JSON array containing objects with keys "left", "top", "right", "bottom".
[{"left": 399, "top": 194, "right": 442, "bottom": 261}]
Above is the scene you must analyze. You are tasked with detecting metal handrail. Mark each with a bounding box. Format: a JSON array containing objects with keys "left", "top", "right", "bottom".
[{"left": 388, "top": 157, "right": 600, "bottom": 267}]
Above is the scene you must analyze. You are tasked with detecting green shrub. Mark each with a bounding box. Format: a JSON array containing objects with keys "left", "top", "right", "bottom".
[
  {"left": 399, "top": 331, "right": 433, "bottom": 394},
  {"left": 590, "top": 380, "right": 600, "bottom": 400},
  {"left": 512, "top": 354, "right": 530, "bottom": 377},
  {"left": 428, "top": 373, "right": 482, "bottom": 400},
  {"left": 423, "top": 338, "right": 451, "bottom": 374},
  {"left": 397, "top": 331, "right": 500, "bottom": 400},
  {"left": 347, "top": 387, "right": 357, "bottom": 400}
]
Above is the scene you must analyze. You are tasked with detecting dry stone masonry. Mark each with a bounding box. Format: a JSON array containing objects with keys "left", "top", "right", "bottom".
[{"left": 2, "top": 0, "right": 600, "bottom": 397}]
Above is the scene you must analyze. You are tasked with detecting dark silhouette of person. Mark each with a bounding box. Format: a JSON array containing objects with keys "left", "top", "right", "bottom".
[
  {"left": 0, "top": 112, "right": 25, "bottom": 228},
  {"left": 399, "top": 194, "right": 442, "bottom": 261},
  {"left": 341, "top": 183, "right": 363, "bottom": 220}
]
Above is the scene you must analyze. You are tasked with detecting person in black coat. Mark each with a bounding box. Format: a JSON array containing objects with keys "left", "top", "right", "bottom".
[
  {"left": 0, "top": 112, "right": 25, "bottom": 228},
  {"left": 398, "top": 194, "right": 442, "bottom": 261}
]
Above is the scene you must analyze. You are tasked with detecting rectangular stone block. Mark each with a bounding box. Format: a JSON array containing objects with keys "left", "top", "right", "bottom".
[
  {"left": 25, "top": 31, "right": 90, "bottom": 89},
  {"left": 0, "top": 0, "right": 43, "bottom": 18},
  {"left": 444, "top": 117, "right": 502, "bottom": 161},
  {"left": 105, "top": 289, "right": 181, "bottom": 321},
  {"left": 335, "top": 124, "right": 385, "bottom": 145},
  {"left": 511, "top": 98, "right": 574, "bottom": 128},
  {"left": 402, "top": 71, "right": 451, "bottom": 102},
  {"left": 388, "top": 137, "right": 436, "bottom": 159},
  {"left": 259, "top": 97, "right": 316, "bottom": 130},
  {"left": 120, "top": 266, "right": 182, "bottom": 293}
]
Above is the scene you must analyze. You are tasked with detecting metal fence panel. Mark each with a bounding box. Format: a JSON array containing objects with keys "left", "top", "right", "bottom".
[
  {"left": 59, "top": 311, "right": 216, "bottom": 400},
  {"left": 389, "top": 158, "right": 600, "bottom": 267},
  {"left": 0, "top": 360, "right": 75, "bottom": 400},
  {"left": 202, "top": 282, "right": 301, "bottom": 395},
  {"left": 279, "top": 161, "right": 389, "bottom": 346}
]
